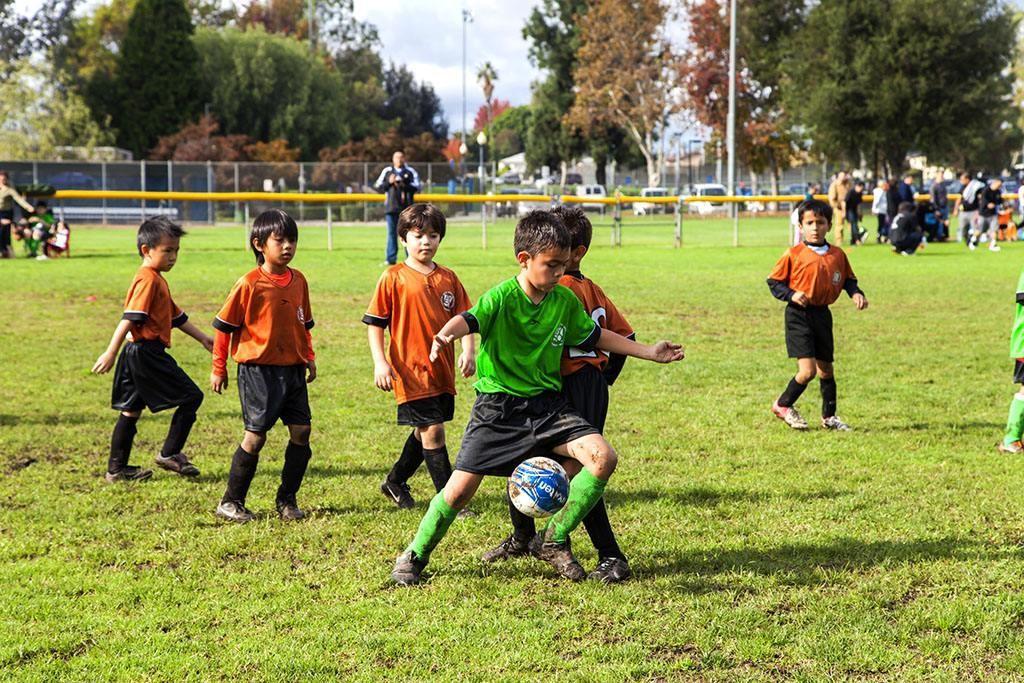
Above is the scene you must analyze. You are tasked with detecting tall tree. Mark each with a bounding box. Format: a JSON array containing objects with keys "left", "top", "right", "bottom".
[
  {"left": 109, "top": 0, "right": 205, "bottom": 156},
  {"left": 787, "top": 0, "right": 1018, "bottom": 174},
  {"left": 382, "top": 63, "right": 447, "bottom": 139},
  {"left": 566, "top": 0, "right": 679, "bottom": 186}
]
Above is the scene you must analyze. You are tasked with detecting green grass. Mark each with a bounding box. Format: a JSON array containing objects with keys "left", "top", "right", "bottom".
[{"left": 3, "top": 216, "right": 1024, "bottom": 680}]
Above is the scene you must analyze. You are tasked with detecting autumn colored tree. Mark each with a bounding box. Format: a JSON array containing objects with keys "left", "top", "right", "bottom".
[
  {"left": 566, "top": 0, "right": 678, "bottom": 187},
  {"left": 473, "top": 99, "right": 511, "bottom": 133}
]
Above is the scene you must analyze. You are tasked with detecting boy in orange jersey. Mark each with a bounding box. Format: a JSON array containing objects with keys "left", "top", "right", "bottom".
[
  {"left": 364, "top": 204, "right": 476, "bottom": 511},
  {"left": 480, "top": 205, "right": 635, "bottom": 583},
  {"left": 210, "top": 209, "right": 317, "bottom": 523},
  {"left": 767, "top": 199, "right": 868, "bottom": 431},
  {"left": 91, "top": 216, "right": 213, "bottom": 482}
]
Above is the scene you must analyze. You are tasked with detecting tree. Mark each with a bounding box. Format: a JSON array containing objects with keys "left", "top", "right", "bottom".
[
  {"left": 566, "top": 0, "right": 679, "bottom": 187},
  {"left": 194, "top": 26, "right": 387, "bottom": 158},
  {"left": 109, "top": 0, "right": 206, "bottom": 157},
  {"left": 1, "top": 0, "right": 79, "bottom": 80},
  {"left": 787, "top": 0, "right": 1018, "bottom": 174},
  {"left": 382, "top": 63, "right": 447, "bottom": 139},
  {"left": 487, "top": 104, "right": 528, "bottom": 159},
  {"left": 239, "top": 0, "right": 377, "bottom": 55},
  {"left": 474, "top": 99, "right": 511, "bottom": 133}
]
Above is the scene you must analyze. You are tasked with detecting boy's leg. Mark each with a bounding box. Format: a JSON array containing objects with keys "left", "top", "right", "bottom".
[
  {"left": 382, "top": 430, "right": 422, "bottom": 508},
  {"left": 419, "top": 423, "right": 451, "bottom": 491},
  {"left": 817, "top": 360, "right": 850, "bottom": 430},
  {"left": 217, "top": 430, "right": 266, "bottom": 522},
  {"left": 1002, "top": 388, "right": 1024, "bottom": 452},
  {"left": 277, "top": 424, "right": 312, "bottom": 520},
  {"left": 543, "top": 434, "right": 616, "bottom": 543},
  {"left": 106, "top": 410, "right": 150, "bottom": 481},
  {"left": 773, "top": 357, "right": 815, "bottom": 429},
  {"left": 156, "top": 387, "right": 204, "bottom": 476}
]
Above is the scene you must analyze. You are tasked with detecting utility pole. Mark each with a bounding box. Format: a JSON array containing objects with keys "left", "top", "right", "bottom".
[{"left": 727, "top": 0, "right": 738, "bottom": 245}]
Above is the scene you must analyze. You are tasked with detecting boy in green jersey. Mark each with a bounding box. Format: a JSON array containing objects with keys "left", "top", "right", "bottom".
[
  {"left": 390, "top": 210, "right": 685, "bottom": 585},
  {"left": 1000, "top": 269, "right": 1024, "bottom": 453}
]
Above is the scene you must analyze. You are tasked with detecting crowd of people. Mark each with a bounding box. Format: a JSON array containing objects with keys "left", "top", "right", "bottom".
[
  {"left": 0, "top": 170, "right": 70, "bottom": 260},
  {"left": 806, "top": 169, "right": 1021, "bottom": 256}
]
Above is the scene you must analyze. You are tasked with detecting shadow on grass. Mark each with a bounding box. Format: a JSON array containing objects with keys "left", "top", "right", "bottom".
[{"left": 641, "top": 536, "right": 1019, "bottom": 587}]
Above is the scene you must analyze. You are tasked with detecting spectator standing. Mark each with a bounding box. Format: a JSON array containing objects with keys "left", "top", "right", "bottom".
[
  {"left": 971, "top": 177, "right": 1003, "bottom": 252},
  {"left": 844, "top": 180, "right": 866, "bottom": 245},
  {"left": 929, "top": 173, "right": 949, "bottom": 241},
  {"left": 897, "top": 174, "right": 916, "bottom": 206},
  {"left": 0, "top": 170, "right": 33, "bottom": 259},
  {"left": 827, "top": 171, "right": 851, "bottom": 245},
  {"left": 374, "top": 151, "right": 421, "bottom": 266},
  {"left": 872, "top": 179, "right": 890, "bottom": 243},
  {"left": 954, "top": 171, "right": 984, "bottom": 244},
  {"left": 885, "top": 177, "right": 901, "bottom": 236}
]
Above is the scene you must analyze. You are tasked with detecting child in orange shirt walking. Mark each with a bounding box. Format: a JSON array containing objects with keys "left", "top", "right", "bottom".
[
  {"left": 210, "top": 209, "right": 317, "bottom": 522},
  {"left": 767, "top": 199, "right": 868, "bottom": 431},
  {"left": 363, "top": 204, "right": 476, "bottom": 511}
]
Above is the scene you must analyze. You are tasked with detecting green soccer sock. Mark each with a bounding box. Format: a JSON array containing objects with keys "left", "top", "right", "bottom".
[
  {"left": 543, "top": 468, "right": 608, "bottom": 544},
  {"left": 406, "top": 492, "right": 458, "bottom": 562},
  {"left": 1004, "top": 396, "right": 1024, "bottom": 445}
]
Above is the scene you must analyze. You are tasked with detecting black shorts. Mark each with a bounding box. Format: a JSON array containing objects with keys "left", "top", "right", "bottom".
[
  {"left": 454, "top": 391, "right": 599, "bottom": 476},
  {"left": 785, "top": 304, "right": 834, "bottom": 362},
  {"left": 111, "top": 341, "right": 203, "bottom": 413},
  {"left": 237, "top": 363, "right": 311, "bottom": 433},
  {"left": 1014, "top": 360, "right": 1024, "bottom": 385},
  {"left": 397, "top": 393, "right": 455, "bottom": 427},
  {"left": 562, "top": 365, "right": 609, "bottom": 433}
]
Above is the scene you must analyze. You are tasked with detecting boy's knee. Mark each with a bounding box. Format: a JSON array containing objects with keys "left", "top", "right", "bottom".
[
  {"left": 573, "top": 437, "right": 617, "bottom": 478},
  {"left": 417, "top": 423, "right": 445, "bottom": 448},
  {"left": 184, "top": 390, "right": 204, "bottom": 412},
  {"left": 288, "top": 424, "right": 311, "bottom": 445},
  {"left": 796, "top": 367, "right": 816, "bottom": 383},
  {"left": 121, "top": 410, "right": 141, "bottom": 419},
  {"left": 242, "top": 431, "right": 267, "bottom": 453}
]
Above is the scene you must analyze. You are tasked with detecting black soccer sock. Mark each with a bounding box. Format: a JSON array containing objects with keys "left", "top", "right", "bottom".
[
  {"left": 108, "top": 414, "right": 139, "bottom": 473},
  {"left": 777, "top": 377, "right": 809, "bottom": 408},
  {"left": 422, "top": 446, "right": 453, "bottom": 492},
  {"left": 160, "top": 393, "right": 202, "bottom": 458},
  {"left": 821, "top": 377, "right": 837, "bottom": 418},
  {"left": 278, "top": 441, "right": 312, "bottom": 502},
  {"left": 222, "top": 446, "right": 259, "bottom": 505},
  {"left": 582, "top": 497, "right": 625, "bottom": 560},
  {"left": 507, "top": 490, "right": 536, "bottom": 542},
  {"left": 387, "top": 431, "right": 423, "bottom": 484}
]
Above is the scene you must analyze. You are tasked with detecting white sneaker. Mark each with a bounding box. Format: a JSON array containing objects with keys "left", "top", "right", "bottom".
[
  {"left": 969, "top": 240, "right": 977, "bottom": 251},
  {"left": 772, "top": 402, "right": 809, "bottom": 430},
  {"left": 35, "top": 254, "right": 48, "bottom": 260},
  {"left": 822, "top": 415, "right": 851, "bottom": 431},
  {"left": 990, "top": 243, "right": 1001, "bottom": 252}
]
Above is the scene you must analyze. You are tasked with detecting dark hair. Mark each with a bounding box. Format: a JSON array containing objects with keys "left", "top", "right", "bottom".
[
  {"left": 35, "top": 200, "right": 48, "bottom": 208},
  {"left": 960, "top": 170, "right": 971, "bottom": 180},
  {"left": 898, "top": 201, "right": 914, "bottom": 214},
  {"left": 853, "top": 180, "right": 864, "bottom": 188},
  {"left": 551, "top": 205, "right": 592, "bottom": 250},
  {"left": 398, "top": 203, "right": 446, "bottom": 241},
  {"left": 513, "top": 210, "right": 569, "bottom": 256},
  {"left": 250, "top": 209, "right": 298, "bottom": 264},
  {"left": 137, "top": 215, "right": 185, "bottom": 256},
  {"left": 795, "top": 198, "right": 832, "bottom": 223}
]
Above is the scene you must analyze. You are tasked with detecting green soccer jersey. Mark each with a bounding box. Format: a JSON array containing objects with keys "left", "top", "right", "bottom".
[
  {"left": 1012, "top": 270, "right": 1024, "bottom": 358},
  {"left": 467, "top": 277, "right": 599, "bottom": 397}
]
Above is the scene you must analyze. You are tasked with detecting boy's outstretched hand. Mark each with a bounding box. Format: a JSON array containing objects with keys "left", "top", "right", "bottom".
[
  {"left": 429, "top": 333, "right": 455, "bottom": 362},
  {"left": 374, "top": 361, "right": 394, "bottom": 391},
  {"left": 210, "top": 373, "right": 227, "bottom": 394},
  {"left": 648, "top": 341, "right": 685, "bottom": 363},
  {"left": 852, "top": 292, "right": 868, "bottom": 310}
]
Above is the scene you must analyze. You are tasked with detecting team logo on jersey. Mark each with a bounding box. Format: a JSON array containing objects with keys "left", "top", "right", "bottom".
[
  {"left": 440, "top": 291, "right": 455, "bottom": 311},
  {"left": 832, "top": 271, "right": 841, "bottom": 285},
  {"left": 552, "top": 324, "right": 566, "bottom": 346},
  {"left": 297, "top": 305, "right": 305, "bottom": 323}
]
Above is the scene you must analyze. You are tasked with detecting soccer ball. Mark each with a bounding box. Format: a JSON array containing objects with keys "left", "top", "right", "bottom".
[{"left": 508, "top": 457, "right": 570, "bottom": 518}]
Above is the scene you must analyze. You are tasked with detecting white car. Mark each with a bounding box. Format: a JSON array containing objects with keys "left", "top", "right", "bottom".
[
  {"left": 685, "top": 183, "right": 728, "bottom": 215},
  {"left": 632, "top": 187, "right": 669, "bottom": 216},
  {"left": 575, "top": 184, "right": 607, "bottom": 210}
]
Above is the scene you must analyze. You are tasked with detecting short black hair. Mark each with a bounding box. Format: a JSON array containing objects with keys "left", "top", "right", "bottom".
[
  {"left": 137, "top": 215, "right": 185, "bottom": 256},
  {"left": 853, "top": 180, "right": 864, "bottom": 188},
  {"left": 513, "top": 210, "right": 570, "bottom": 257},
  {"left": 898, "top": 201, "right": 914, "bottom": 213},
  {"left": 398, "top": 203, "right": 446, "bottom": 241},
  {"left": 250, "top": 208, "right": 298, "bottom": 264},
  {"left": 795, "top": 198, "right": 832, "bottom": 223},
  {"left": 551, "top": 205, "right": 592, "bottom": 250},
  {"left": 34, "top": 200, "right": 48, "bottom": 209}
]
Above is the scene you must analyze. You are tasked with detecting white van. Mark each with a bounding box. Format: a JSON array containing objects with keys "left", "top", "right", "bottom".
[
  {"left": 575, "top": 184, "right": 607, "bottom": 210},
  {"left": 686, "top": 183, "right": 728, "bottom": 215},
  {"left": 632, "top": 187, "right": 669, "bottom": 216}
]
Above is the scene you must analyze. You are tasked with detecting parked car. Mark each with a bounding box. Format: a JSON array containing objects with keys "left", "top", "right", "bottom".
[
  {"left": 496, "top": 189, "right": 520, "bottom": 217},
  {"left": 565, "top": 172, "right": 583, "bottom": 186},
  {"left": 499, "top": 173, "right": 521, "bottom": 185},
  {"left": 633, "top": 187, "right": 670, "bottom": 216},
  {"left": 534, "top": 173, "right": 559, "bottom": 189},
  {"left": 685, "top": 183, "right": 728, "bottom": 215},
  {"left": 575, "top": 184, "right": 607, "bottom": 210}
]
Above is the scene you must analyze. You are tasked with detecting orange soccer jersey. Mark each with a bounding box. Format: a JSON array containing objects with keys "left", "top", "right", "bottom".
[
  {"left": 560, "top": 271, "right": 634, "bottom": 377},
  {"left": 122, "top": 265, "right": 186, "bottom": 347},
  {"left": 363, "top": 263, "right": 472, "bottom": 404},
  {"left": 768, "top": 243, "right": 856, "bottom": 307},
  {"left": 213, "top": 267, "right": 314, "bottom": 365}
]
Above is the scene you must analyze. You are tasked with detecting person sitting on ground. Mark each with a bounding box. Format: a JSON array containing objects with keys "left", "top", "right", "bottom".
[
  {"left": 890, "top": 202, "right": 924, "bottom": 255},
  {"left": 44, "top": 220, "right": 71, "bottom": 258}
]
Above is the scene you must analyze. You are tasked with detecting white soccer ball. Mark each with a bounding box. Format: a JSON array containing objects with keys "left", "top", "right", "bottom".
[{"left": 508, "top": 456, "right": 570, "bottom": 519}]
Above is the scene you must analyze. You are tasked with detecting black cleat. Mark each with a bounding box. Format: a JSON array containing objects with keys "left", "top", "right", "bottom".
[
  {"left": 380, "top": 480, "right": 415, "bottom": 509},
  {"left": 276, "top": 496, "right": 306, "bottom": 521},
  {"left": 155, "top": 452, "right": 200, "bottom": 477},
  {"left": 481, "top": 534, "right": 531, "bottom": 563},
  {"left": 216, "top": 500, "right": 255, "bottom": 523},
  {"left": 588, "top": 556, "right": 632, "bottom": 584},
  {"left": 391, "top": 550, "right": 426, "bottom": 586},
  {"left": 104, "top": 465, "right": 153, "bottom": 483},
  {"left": 528, "top": 531, "right": 586, "bottom": 582}
]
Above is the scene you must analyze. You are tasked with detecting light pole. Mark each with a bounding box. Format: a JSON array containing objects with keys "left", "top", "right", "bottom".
[
  {"left": 477, "top": 130, "right": 488, "bottom": 248},
  {"left": 727, "top": 0, "right": 738, "bottom": 245},
  {"left": 462, "top": 10, "right": 472, "bottom": 174}
]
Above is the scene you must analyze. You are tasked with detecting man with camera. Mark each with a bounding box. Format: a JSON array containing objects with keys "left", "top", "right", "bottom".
[{"left": 374, "top": 151, "right": 421, "bottom": 265}]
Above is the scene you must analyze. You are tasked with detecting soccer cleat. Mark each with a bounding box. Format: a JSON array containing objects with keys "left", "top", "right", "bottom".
[
  {"left": 481, "top": 535, "right": 531, "bottom": 563},
  {"left": 276, "top": 496, "right": 306, "bottom": 521},
  {"left": 772, "top": 401, "right": 809, "bottom": 430},
  {"left": 155, "top": 452, "right": 200, "bottom": 477},
  {"left": 380, "top": 480, "right": 415, "bottom": 509},
  {"left": 989, "top": 243, "right": 1001, "bottom": 252},
  {"left": 216, "top": 500, "right": 255, "bottom": 523},
  {"left": 589, "top": 556, "right": 632, "bottom": 584},
  {"left": 998, "top": 440, "right": 1024, "bottom": 455},
  {"left": 456, "top": 508, "right": 478, "bottom": 520},
  {"left": 529, "top": 531, "right": 586, "bottom": 582},
  {"left": 821, "top": 415, "right": 851, "bottom": 431},
  {"left": 391, "top": 550, "right": 426, "bottom": 586},
  {"left": 104, "top": 465, "right": 153, "bottom": 483}
]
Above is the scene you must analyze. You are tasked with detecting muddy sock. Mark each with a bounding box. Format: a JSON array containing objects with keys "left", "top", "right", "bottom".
[
  {"left": 543, "top": 468, "right": 607, "bottom": 544},
  {"left": 407, "top": 492, "right": 458, "bottom": 562},
  {"left": 1004, "top": 396, "right": 1024, "bottom": 445}
]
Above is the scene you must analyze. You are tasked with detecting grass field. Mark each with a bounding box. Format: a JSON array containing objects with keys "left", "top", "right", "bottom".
[{"left": 4, "top": 215, "right": 1024, "bottom": 681}]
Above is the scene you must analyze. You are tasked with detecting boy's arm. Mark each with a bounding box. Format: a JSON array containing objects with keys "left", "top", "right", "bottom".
[
  {"left": 178, "top": 319, "right": 214, "bottom": 352},
  {"left": 457, "top": 332, "right": 476, "bottom": 378},
  {"left": 594, "top": 329, "right": 684, "bottom": 364},
  {"left": 367, "top": 324, "right": 393, "bottom": 391},
  {"left": 92, "top": 319, "right": 133, "bottom": 373},
  {"left": 429, "top": 314, "right": 471, "bottom": 362},
  {"left": 766, "top": 278, "right": 796, "bottom": 303}
]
